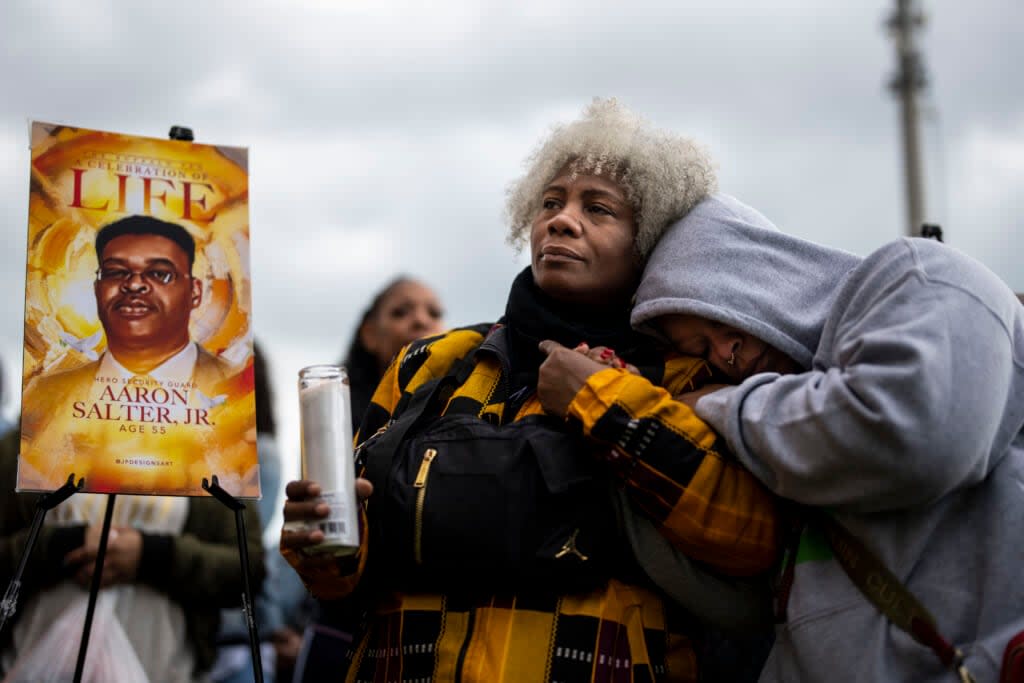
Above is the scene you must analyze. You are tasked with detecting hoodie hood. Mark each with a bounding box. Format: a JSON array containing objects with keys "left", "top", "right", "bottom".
[{"left": 631, "top": 194, "right": 862, "bottom": 369}]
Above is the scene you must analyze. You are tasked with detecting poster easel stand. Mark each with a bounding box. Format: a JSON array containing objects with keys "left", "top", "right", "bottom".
[
  {"left": 21, "top": 474, "right": 264, "bottom": 683},
  {"left": 203, "top": 474, "right": 264, "bottom": 683},
  {"left": 0, "top": 473, "right": 83, "bottom": 636},
  {"left": 73, "top": 491, "right": 117, "bottom": 683}
]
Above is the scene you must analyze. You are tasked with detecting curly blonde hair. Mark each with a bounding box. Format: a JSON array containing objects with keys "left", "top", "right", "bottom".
[{"left": 505, "top": 98, "right": 717, "bottom": 259}]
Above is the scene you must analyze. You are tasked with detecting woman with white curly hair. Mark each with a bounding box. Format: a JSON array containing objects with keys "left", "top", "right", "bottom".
[{"left": 280, "top": 98, "right": 779, "bottom": 683}]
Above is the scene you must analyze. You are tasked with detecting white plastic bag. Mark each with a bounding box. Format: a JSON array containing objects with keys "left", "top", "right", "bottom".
[{"left": 2, "top": 592, "right": 149, "bottom": 683}]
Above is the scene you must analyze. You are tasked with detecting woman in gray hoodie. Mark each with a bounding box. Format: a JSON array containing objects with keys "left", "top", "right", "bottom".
[{"left": 628, "top": 193, "right": 1023, "bottom": 682}]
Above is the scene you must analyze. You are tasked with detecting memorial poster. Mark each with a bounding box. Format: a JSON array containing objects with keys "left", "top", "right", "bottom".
[{"left": 17, "top": 122, "right": 259, "bottom": 497}]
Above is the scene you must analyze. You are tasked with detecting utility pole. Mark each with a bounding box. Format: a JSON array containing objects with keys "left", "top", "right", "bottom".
[{"left": 886, "top": 0, "right": 928, "bottom": 237}]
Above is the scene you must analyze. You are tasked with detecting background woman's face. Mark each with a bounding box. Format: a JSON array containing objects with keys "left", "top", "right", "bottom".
[
  {"left": 659, "top": 313, "right": 802, "bottom": 380},
  {"left": 529, "top": 171, "right": 639, "bottom": 306},
  {"left": 361, "top": 280, "right": 445, "bottom": 368}
]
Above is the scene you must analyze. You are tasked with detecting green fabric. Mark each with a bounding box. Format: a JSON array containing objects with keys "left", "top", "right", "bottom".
[{"left": 794, "top": 523, "right": 833, "bottom": 564}]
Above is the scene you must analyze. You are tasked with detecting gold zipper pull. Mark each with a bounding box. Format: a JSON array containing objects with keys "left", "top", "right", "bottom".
[
  {"left": 414, "top": 448, "right": 437, "bottom": 487},
  {"left": 353, "top": 419, "right": 393, "bottom": 458}
]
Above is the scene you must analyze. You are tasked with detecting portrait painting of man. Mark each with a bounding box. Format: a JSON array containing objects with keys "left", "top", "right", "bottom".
[{"left": 18, "top": 122, "right": 257, "bottom": 497}]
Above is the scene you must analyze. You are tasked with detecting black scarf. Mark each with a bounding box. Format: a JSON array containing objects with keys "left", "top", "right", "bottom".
[{"left": 500, "top": 267, "right": 658, "bottom": 397}]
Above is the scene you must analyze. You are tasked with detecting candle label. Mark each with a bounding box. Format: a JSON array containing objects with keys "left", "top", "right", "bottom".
[{"left": 315, "top": 490, "right": 359, "bottom": 547}]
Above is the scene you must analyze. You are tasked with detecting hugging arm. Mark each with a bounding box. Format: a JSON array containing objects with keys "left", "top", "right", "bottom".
[
  {"left": 696, "top": 256, "right": 1015, "bottom": 512},
  {"left": 566, "top": 357, "right": 779, "bottom": 576}
]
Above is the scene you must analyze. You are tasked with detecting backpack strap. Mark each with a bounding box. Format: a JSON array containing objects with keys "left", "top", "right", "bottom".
[
  {"left": 360, "top": 348, "right": 480, "bottom": 494},
  {"left": 812, "top": 510, "right": 976, "bottom": 683},
  {"left": 360, "top": 376, "right": 444, "bottom": 493}
]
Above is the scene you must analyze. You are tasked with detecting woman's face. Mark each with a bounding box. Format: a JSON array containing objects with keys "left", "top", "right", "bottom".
[
  {"left": 361, "top": 280, "right": 445, "bottom": 368},
  {"left": 659, "top": 313, "right": 801, "bottom": 381},
  {"left": 530, "top": 171, "right": 639, "bottom": 306}
]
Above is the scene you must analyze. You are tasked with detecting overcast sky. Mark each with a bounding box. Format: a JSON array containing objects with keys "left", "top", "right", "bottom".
[{"left": 1, "top": 1, "right": 1020, "bottom": 509}]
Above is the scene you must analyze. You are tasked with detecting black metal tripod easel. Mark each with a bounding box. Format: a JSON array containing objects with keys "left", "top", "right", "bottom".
[
  {"left": 0, "top": 473, "right": 83, "bottom": 636},
  {"left": 203, "top": 474, "right": 264, "bottom": 683}
]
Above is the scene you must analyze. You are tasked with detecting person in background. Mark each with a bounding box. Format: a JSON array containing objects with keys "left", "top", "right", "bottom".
[
  {"left": 0, "top": 425, "right": 264, "bottom": 682},
  {"left": 281, "top": 98, "right": 779, "bottom": 682},
  {"left": 212, "top": 341, "right": 310, "bottom": 683},
  {"left": 251, "top": 342, "right": 282, "bottom": 538},
  {"left": 0, "top": 360, "right": 13, "bottom": 439},
  {"left": 341, "top": 276, "right": 446, "bottom": 426},
  {"left": 629, "top": 192, "right": 1024, "bottom": 682},
  {"left": 283, "top": 278, "right": 448, "bottom": 682}
]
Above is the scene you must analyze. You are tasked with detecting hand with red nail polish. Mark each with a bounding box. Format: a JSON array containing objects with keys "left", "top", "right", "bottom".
[{"left": 568, "top": 344, "right": 641, "bottom": 375}]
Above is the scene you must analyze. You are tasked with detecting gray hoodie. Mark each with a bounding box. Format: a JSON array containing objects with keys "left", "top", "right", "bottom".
[{"left": 632, "top": 194, "right": 1024, "bottom": 683}]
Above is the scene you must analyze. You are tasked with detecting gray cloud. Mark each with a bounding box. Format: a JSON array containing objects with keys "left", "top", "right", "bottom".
[{"left": 0, "top": 1, "right": 1020, "bottom": 481}]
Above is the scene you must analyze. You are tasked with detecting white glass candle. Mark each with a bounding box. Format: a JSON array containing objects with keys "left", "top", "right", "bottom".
[{"left": 297, "top": 365, "right": 359, "bottom": 556}]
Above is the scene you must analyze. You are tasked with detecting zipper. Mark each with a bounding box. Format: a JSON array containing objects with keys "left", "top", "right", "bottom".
[
  {"left": 413, "top": 448, "right": 437, "bottom": 565},
  {"left": 353, "top": 419, "right": 393, "bottom": 470},
  {"left": 355, "top": 420, "right": 392, "bottom": 454},
  {"left": 477, "top": 326, "right": 512, "bottom": 424}
]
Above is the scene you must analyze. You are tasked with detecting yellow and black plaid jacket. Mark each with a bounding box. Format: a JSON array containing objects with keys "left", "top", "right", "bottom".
[{"left": 283, "top": 324, "right": 778, "bottom": 682}]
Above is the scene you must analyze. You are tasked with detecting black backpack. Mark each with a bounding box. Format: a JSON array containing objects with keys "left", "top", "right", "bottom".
[{"left": 361, "top": 365, "right": 625, "bottom": 593}]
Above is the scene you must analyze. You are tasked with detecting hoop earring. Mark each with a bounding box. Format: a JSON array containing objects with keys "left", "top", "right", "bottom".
[{"left": 727, "top": 352, "right": 736, "bottom": 367}]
